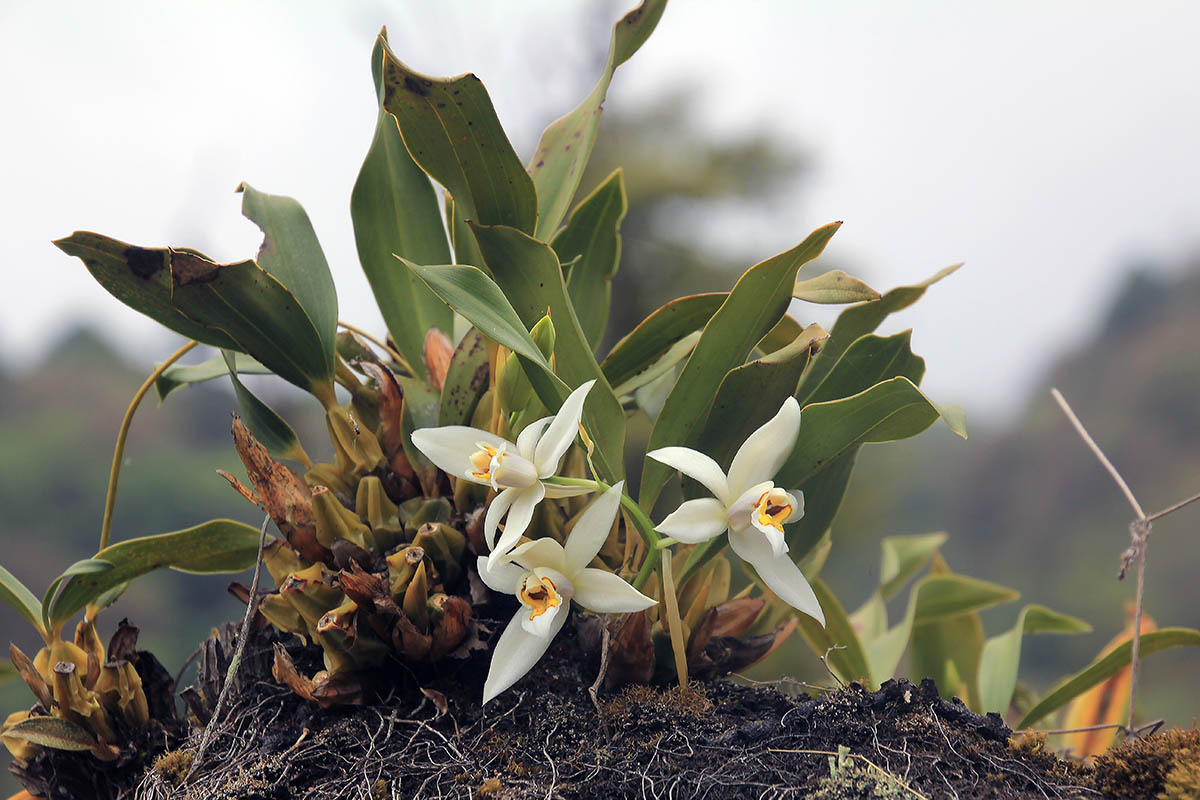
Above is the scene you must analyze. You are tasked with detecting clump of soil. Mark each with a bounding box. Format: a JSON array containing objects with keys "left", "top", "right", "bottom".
[{"left": 116, "top": 613, "right": 1103, "bottom": 800}]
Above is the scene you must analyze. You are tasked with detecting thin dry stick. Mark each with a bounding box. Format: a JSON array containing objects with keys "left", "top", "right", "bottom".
[
  {"left": 1051, "top": 388, "right": 1149, "bottom": 738},
  {"left": 659, "top": 549, "right": 690, "bottom": 691},
  {"left": 588, "top": 622, "right": 612, "bottom": 741},
  {"left": 337, "top": 319, "right": 412, "bottom": 375},
  {"left": 1146, "top": 489, "right": 1200, "bottom": 523},
  {"left": 183, "top": 514, "right": 271, "bottom": 783}
]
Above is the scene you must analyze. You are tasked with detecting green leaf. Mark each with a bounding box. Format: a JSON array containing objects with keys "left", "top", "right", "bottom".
[
  {"left": 978, "top": 604, "right": 1092, "bottom": 714},
  {"left": 911, "top": 612, "right": 986, "bottom": 707},
  {"left": 402, "top": 261, "right": 614, "bottom": 474},
  {"left": 237, "top": 183, "right": 338, "bottom": 378},
  {"left": 155, "top": 351, "right": 271, "bottom": 402},
  {"left": 640, "top": 222, "right": 842, "bottom": 510},
  {"left": 913, "top": 574, "right": 1019, "bottom": 624},
  {"left": 601, "top": 293, "right": 725, "bottom": 390},
  {"left": 380, "top": 39, "right": 536, "bottom": 234},
  {"left": 797, "top": 331, "right": 926, "bottom": 407},
  {"left": 438, "top": 328, "right": 491, "bottom": 426},
  {"left": 778, "top": 377, "right": 966, "bottom": 488},
  {"left": 169, "top": 251, "right": 334, "bottom": 399},
  {"left": 352, "top": 30, "right": 454, "bottom": 372},
  {"left": 41, "top": 558, "right": 113, "bottom": 630},
  {"left": 470, "top": 223, "right": 626, "bottom": 480},
  {"left": 793, "top": 269, "right": 880, "bottom": 304},
  {"left": 697, "top": 324, "right": 828, "bottom": 472},
  {"left": 784, "top": 450, "right": 858, "bottom": 563},
  {"left": 530, "top": 0, "right": 666, "bottom": 238},
  {"left": 53, "top": 233, "right": 238, "bottom": 350},
  {"left": 221, "top": 350, "right": 304, "bottom": 462},
  {"left": 796, "top": 264, "right": 960, "bottom": 399},
  {"left": 794, "top": 577, "right": 873, "bottom": 686},
  {"left": 1018, "top": 628, "right": 1200, "bottom": 728},
  {"left": 879, "top": 532, "right": 948, "bottom": 602},
  {"left": 552, "top": 170, "right": 627, "bottom": 349},
  {"left": 2, "top": 715, "right": 98, "bottom": 752},
  {"left": 51, "top": 520, "right": 262, "bottom": 627},
  {"left": 613, "top": 331, "right": 699, "bottom": 398},
  {"left": 757, "top": 314, "right": 806, "bottom": 356},
  {"left": 397, "top": 375, "right": 441, "bottom": 493},
  {"left": 0, "top": 565, "right": 43, "bottom": 634}
]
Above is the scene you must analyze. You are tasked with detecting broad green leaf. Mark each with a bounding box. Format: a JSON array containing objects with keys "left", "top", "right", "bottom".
[
  {"left": 757, "top": 314, "right": 806, "bottom": 356},
  {"left": 641, "top": 222, "right": 842, "bottom": 510},
  {"left": 170, "top": 251, "right": 334, "bottom": 399},
  {"left": 552, "top": 170, "right": 627, "bottom": 349},
  {"left": 402, "top": 262, "right": 550, "bottom": 370},
  {"left": 614, "top": 331, "right": 700, "bottom": 398},
  {"left": 784, "top": 450, "right": 857, "bottom": 563},
  {"left": 54, "top": 233, "right": 237, "bottom": 349},
  {"left": 912, "top": 574, "right": 1019, "bottom": 624},
  {"left": 352, "top": 30, "right": 453, "bottom": 371},
  {"left": 601, "top": 293, "right": 725, "bottom": 389},
  {"left": 2, "top": 715, "right": 98, "bottom": 752},
  {"left": 530, "top": 0, "right": 666, "bottom": 238},
  {"left": 978, "top": 604, "right": 1092, "bottom": 714},
  {"left": 398, "top": 375, "right": 441, "bottom": 492},
  {"left": 911, "top": 612, "right": 985, "bottom": 707},
  {"left": 794, "top": 577, "right": 873, "bottom": 685},
  {"left": 155, "top": 351, "right": 270, "bottom": 402},
  {"left": 470, "top": 223, "right": 626, "bottom": 480},
  {"left": 402, "top": 260, "right": 614, "bottom": 476},
  {"left": 850, "top": 591, "right": 888, "bottom": 643},
  {"left": 221, "top": 350, "right": 304, "bottom": 462},
  {"left": 879, "top": 532, "right": 948, "bottom": 601},
  {"left": 778, "top": 377, "right": 966, "bottom": 488},
  {"left": 797, "top": 331, "right": 926, "bottom": 407},
  {"left": 51, "top": 520, "right": 261, "bottom": 626},
  {"left": 697, "top": 324, "right": 828, "bottom": 472},
  {"left": 380, "top": 39, "right": 536, "bottom": 234},
  {"left": 793, "top": 269, "right": 880, "bottom": 304},
  {"left": 1018, "top": 628, "right": 1200, "bottom": 728},
  {"left": 41, "top": 558, "right": 113, "bottom": 630},
  {"left": 0, "top": 565, "right": 42, "bottom": 634},
  {"left": 796, "top": 264, "right": 960, "bottom": 399},
  {"left": 438, "top": 328, "right": 490, "bottom": 426},
  {"left": 237, "top": 183, "right": 338, "bottom": 377},
  {"left": 446, "top": 192, "right": 485, "bottom": 269}
]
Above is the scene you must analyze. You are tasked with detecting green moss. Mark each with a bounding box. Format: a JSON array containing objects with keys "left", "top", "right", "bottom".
[{"left": 810, "top": 745, "right": 906, "bottom": 800}]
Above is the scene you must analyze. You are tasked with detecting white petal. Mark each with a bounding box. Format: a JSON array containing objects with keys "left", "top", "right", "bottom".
[
  {"left": 475, "top": 555, "right": 523, "bottom": 595},
  {"left": 484, "top": 487, "right": 518, "bottom": 551},
  {"left": 646, "top": 447, "right": 730, "bottom": 505},
  {"left": 572, "top": 569, "right": 658, "bottom": 614},
  {"left": 563, "top": 482, "right": 624, "bottom": 575},
  {"left": 653, "top": 498, "right": 729, "bottom": 543},
  {"left": 515, "top": 417, "right": 552, "bottom": 460},
  {"left": 481, "top": 608, "right": 566, "bottom": 704},
  {"left": 410, "top": 426, "right": 510, "bottom": 484},
  {"left": 728, "top": 526, "right": 825, "bottom": 626},
  {"left": 542, "top": 482, "right": 595, "bottom": 499},
  {"left": 725, "top": 397, "right": 801, "bottom": 497},
  {"left": 533, "top": 380, "right": 594, "bottom": 477},
  {"left": 487, "top": 483, "right": 546, "bottom": 569},
  {"left": 507, "top": 538, "right": 567, "bottom": 574}
]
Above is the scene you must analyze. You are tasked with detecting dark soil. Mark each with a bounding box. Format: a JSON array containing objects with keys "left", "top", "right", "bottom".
[{"left": 47, "top": 610, "right": 1105, "bottom": 800}]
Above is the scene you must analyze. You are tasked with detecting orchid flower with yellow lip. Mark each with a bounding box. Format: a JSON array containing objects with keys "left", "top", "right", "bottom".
[
  {"left": 648, "top": 396, "right": 825, "bottom": 626},
  {"left": 411, "top": 380, "right": 596, "bottom": 568},
  {"left": 477, "top": 482, "right": 656, "bottom": 704}
]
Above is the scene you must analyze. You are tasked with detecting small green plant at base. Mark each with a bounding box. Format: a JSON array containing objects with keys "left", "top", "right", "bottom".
[{"left": 811, "top": 745, "right": 906, "bottom": 800}]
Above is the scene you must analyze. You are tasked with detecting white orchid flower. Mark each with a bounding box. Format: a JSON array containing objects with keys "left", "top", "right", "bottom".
[
  {"left": 477, "top": 482, "right": 656, "bottom": 703},
  {"left": 411, "top": 380, "right": 596, "bottom": 568},
  {"left": 648, "top": 396, "right": 825, "bottom": 626}
]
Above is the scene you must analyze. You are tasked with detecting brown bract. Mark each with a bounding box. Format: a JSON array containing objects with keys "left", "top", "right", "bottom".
[{"left": 230, "top": 415, "right": 330, "bottom": 564}]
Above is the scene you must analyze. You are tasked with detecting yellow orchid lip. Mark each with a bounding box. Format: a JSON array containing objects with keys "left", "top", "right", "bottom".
[
  {"left": 518, "top": 574, "right": 562, "bottom": 621},
  {"left": 468, "top": 442, "right": 500, "bottom": 483},
  {"left": 754, "top": 489, "right": 794, "bottom": 533}
]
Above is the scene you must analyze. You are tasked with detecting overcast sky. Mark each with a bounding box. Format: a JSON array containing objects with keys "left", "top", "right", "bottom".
[{"left": 2, "top": 1, "right": 1198, "bottom": 422}]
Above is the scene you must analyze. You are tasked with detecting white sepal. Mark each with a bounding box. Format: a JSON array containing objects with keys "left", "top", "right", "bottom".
[
  {"left": 653, "top": 497, "right": 729, "bottom": 543},
  {"left": 646, "top": 446, "right": 731, "bottom": 505}
]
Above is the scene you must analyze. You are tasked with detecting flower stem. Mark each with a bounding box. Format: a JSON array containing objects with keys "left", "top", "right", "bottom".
[
  {"left": 543, "top": 476, "right": 664, "bottom": 589},
  {"left": 99, "top": 340, "right": 198, "bottom": 551}
]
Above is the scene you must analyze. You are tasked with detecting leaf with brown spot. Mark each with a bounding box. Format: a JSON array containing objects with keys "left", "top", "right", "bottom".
[{"left": 232, "top": 415, "right": 330, "bottom": 564}]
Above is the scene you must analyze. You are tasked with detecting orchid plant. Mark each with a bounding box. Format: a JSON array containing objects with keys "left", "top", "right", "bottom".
[{"left": 21, "top": 4, "right": 1122, "bottom": 783}]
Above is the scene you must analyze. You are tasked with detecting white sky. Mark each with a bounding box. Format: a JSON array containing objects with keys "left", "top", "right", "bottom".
[{"left": 2, "top": 1, "right": 1198, "bottom": 422}]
